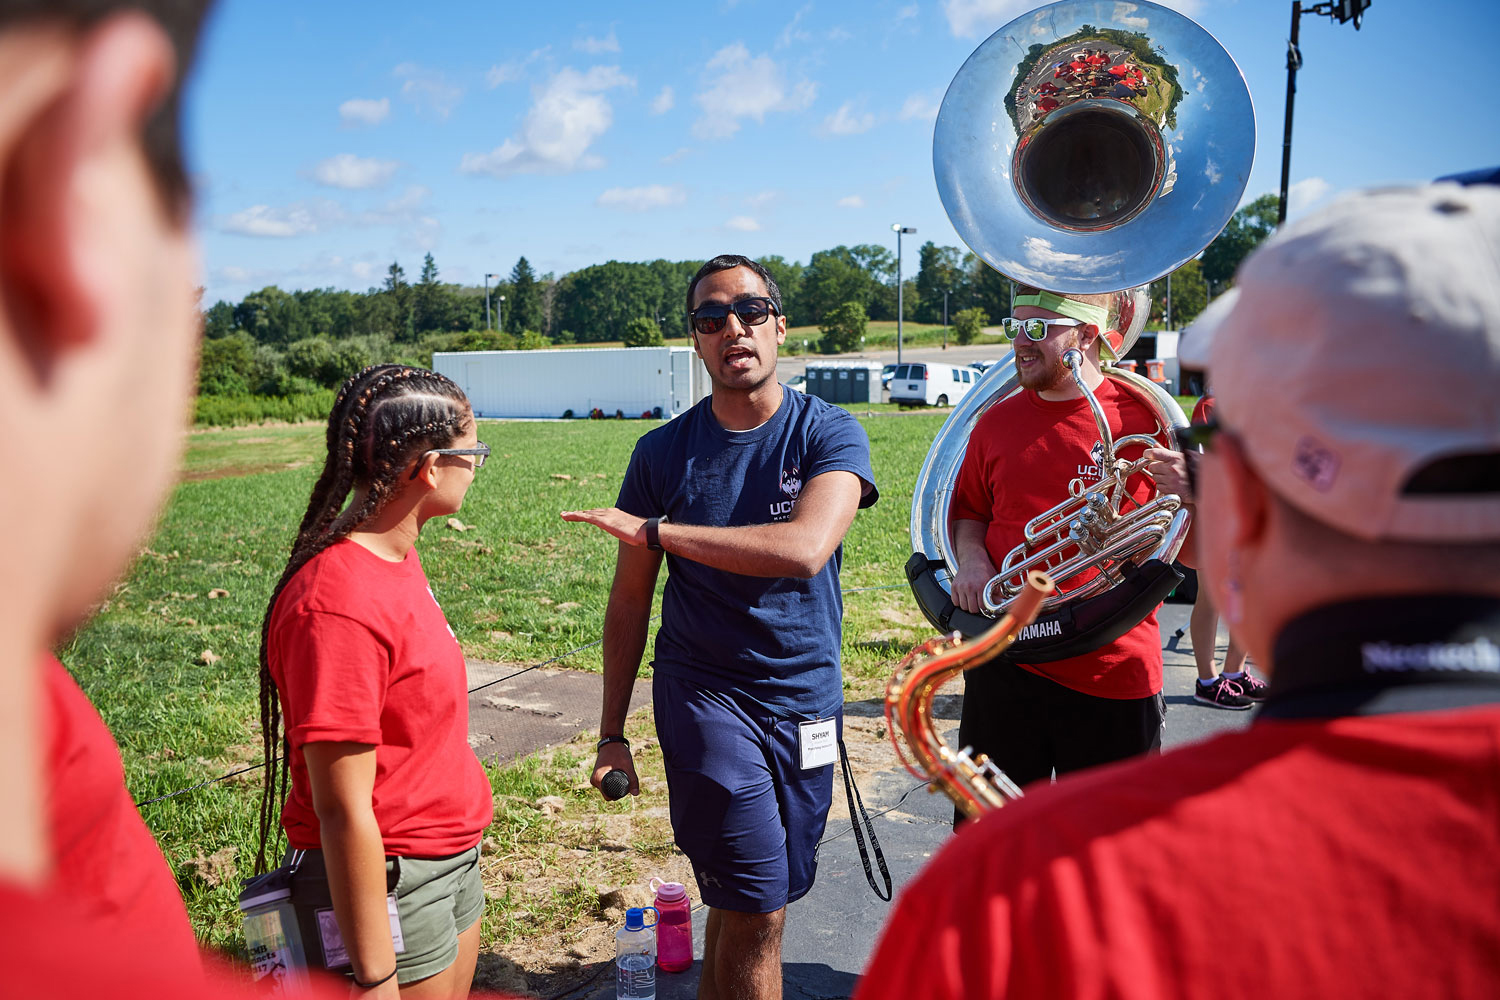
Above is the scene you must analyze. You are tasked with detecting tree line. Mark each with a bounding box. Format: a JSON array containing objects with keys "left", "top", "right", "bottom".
[{"left": 198, "top": 194, "right": 1278, "bottom": 399}]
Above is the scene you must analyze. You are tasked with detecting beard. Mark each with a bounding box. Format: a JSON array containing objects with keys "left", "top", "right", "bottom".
[{"left": 1016, "top": 331, "right": 1079, "bottom": 393}]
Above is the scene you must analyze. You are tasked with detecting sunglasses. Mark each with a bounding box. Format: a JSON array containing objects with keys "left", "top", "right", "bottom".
[
  {"left": 409, "top": 442, "right": 491, "bottom": 479},
  {"left": 1177, "top": 418, "right": 1220, "bottom": 499},
  {"left": 1000, "top": 316, "right": 1085, "bottom": 342},
  {"left": 690, "top": 296, "right": 779, "bottom": 336}
]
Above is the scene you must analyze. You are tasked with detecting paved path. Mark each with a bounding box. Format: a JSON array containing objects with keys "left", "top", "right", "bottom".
[{"left": 469, "top": 602, "right": 1256, "bottom": 999}]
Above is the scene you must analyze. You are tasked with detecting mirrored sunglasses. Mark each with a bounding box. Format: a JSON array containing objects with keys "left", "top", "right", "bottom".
[{"left": 1000, "top": 316, "right": 1085, "bottom": 342}]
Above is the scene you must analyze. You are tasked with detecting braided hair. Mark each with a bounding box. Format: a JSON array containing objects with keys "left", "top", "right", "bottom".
[{"left": 254, "top": 364, "right": 472, "bottom": 874}]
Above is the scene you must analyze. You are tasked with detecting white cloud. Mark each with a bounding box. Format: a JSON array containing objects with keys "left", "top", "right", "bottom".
[
  {"left": 219, "top": 203, "right": 326, "bottom": 238},
  {"left": 576, "top": 28, "right": 620, "bottom": 54},
  {"left": 486, "top": 47, "right": 549, "bottom": 88},
  {"left": 597, "top": 184, "right": 687, "bottom": 211},
  {"left": 338, "top": 98, "right": 390, "bottom": 126},
  {"left": 827, "top": 26, "right": 855, "bottom": 41},
  {"left": 1288, "top": 176, "right": 1332, "bottom": 215},
  {"left": 460, "top": 66, "right": 635, "bottom": 177},
  {"left": 661, "top": 147, "right": 691, "bottom": 164},
  {"left": 725, "top": 215, "right": 761, "bottom": 232},
  {"left": 217, "top": 187, "right": 434, "bottom": 240},
  {"left": 650, "top": 86, "right": 675, "bottom": 114},
  {"left": 837, "top": 195, "right": 865, "bottom": 208},
  {"left": 822, "top": 101, "right": 876, "bottom": 136},
  {"left": 778, "top": 4, "right": 813, "bottom": 48},
  {"left": 394, "top": 62, "right": 463, "bottom": 118},
  {"left": 351, "top": 260, "right": 378, "bottom": 281},
  {"left": 310, "top": 154, "right": 400, "bottom": 190},
  {"left": 746, "top": 191, "right": 779, "bottom": 209},
  {"left": 487, "top": 63, "right": 522, "bottom": 87},
  {"left": 693, "top": 44, "right": 817, "bottom": 139},
  {"left": 899, "top": 91, "right": 940, "bottom": 121},
  {"left": 896, "top": 4, "right": 919, "bottom": 20}
]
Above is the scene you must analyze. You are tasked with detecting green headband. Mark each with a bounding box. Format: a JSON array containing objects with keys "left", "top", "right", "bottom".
[{"left": 1013, "top": 291, "right": 1110, "bottom": 328}]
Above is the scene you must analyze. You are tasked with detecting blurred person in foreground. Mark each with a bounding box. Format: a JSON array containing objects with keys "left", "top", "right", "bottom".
[
  {"left": 0, "top": 0, "right": 218, "bottom": 990},
  {"left": 855, "top": 183, "right": 1500, "bottom": 999},
  {"left": 0, "top": 3, "right": 501, "bottom": 996}
]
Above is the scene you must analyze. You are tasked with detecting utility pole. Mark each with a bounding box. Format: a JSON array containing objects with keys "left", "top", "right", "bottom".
[
  {"left": 1279, "top": 1, "right": 1370, "bottom": 225},
  {"left": 891, "top": 224, "right": 916, "bottom": 364},
  {"left": 484, "top": 273, "right": 498, "bottom": 331},
  {"left": 942, "top": 289, "right": 950, "bottom": 350}
]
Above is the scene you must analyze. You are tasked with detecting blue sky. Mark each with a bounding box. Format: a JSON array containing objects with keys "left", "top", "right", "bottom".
[{"left": 186, "top": 0, "right": 1500, "bottom": 306}]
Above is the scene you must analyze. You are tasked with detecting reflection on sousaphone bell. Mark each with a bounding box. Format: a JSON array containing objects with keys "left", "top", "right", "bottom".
[{"left": 907, "top": 0, "right": 1255, "bottom": 657}]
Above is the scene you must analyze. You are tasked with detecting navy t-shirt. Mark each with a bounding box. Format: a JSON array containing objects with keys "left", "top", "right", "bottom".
[{"left": 616, "top": 387, "right": 878, "bottom": 717}]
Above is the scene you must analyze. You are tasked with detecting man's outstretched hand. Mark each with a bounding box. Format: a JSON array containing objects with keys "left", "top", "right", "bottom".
[{"left": 561, "top": 508, "right": 647, "bottom": 546}]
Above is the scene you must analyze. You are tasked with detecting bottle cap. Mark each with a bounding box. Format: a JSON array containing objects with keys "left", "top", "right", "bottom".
[
  {"left": 650, "top": 878, "right": 687, "bottom": 902},
  {"left": 625, "top": 907, "right": 645, "bottom": 931}
]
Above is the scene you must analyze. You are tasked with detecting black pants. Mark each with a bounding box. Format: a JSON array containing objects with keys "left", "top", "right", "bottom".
[{"left": 954, "top": 659, "right": 1165, "bottom": 827}]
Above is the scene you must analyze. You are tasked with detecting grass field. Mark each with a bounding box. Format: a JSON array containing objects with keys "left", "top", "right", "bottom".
[{"left": 63, "top": 410, "right": 947, "bottom": 961}]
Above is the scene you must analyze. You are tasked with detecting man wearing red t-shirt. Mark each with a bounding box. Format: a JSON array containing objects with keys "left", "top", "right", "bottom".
[
  {"left": 947, "top": 284, "right": 1183, "bottom": 808},
  {"left": 858, "top": 185, "right": 1500, "bottom": 999}
]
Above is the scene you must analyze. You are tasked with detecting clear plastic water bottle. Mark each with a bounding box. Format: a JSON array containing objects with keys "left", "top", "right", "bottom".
[
  {"left": 616, "top": 906, "right": 658, "bottom": 1000},
  {"left": 649, "top": 877, "right": 693, "bottom": 973}
]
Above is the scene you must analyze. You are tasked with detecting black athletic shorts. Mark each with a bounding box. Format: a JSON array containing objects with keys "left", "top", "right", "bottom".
[{"left": 954, "top": 659, "right": 1165, "bottom": 826}]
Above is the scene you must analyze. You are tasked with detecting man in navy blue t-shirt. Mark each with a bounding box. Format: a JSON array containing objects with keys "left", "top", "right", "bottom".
[{"left": 563, "top": 254, "right": 877, "bottom": 999}]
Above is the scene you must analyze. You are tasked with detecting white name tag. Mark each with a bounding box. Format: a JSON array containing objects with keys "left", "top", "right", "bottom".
[
  {"left": 316, "top": 894, "right": 405, "bottom": 969},
  {"left": 798, "top": 718, "right": 837, "bottom": 770}
]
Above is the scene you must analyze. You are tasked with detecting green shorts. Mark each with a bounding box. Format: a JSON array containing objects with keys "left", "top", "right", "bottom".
[{"left": 287, "top": 845, "right": 485, "bottom": 984}]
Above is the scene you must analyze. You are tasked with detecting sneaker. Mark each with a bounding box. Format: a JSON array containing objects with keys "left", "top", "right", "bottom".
[
  {"left": 1226, "top": 671, "right": 1269, "bottom": 701},
  {"left": 1194, "top": 675, "right": 1253, "bottom": 711}
]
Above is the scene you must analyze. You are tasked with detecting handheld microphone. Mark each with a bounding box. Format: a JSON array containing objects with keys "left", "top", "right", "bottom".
[{"left": 600, "top": 769, "right": 631, "bottom": 801}]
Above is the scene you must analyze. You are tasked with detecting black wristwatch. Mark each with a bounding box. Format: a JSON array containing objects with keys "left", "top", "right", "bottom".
[
  {"left": 645, "top": 516, "right": 665, "bottom": 551},
  {"left": 597, "top": 735, "right": 631, "bottom": 752}
]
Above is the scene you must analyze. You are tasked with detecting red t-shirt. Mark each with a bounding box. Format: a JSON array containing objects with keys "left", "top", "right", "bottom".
[
  {"left": 269, "top": 540, "right": 493, "bottom": 857},
  {"left": 1191, "top": 393, "right": 1214, "bottom": 424},
  {"left": 44, "top": 654, "right": 200, "bottom": 971},
  {"left": 857, "top": 706, "right": 1500, "bottom": 1000},
  {"left": 951, "top": 382, "right": 1164, "bottom": 698}
]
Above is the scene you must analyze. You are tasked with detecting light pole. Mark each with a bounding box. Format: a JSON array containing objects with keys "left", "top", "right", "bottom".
[
  {"left": 484, "top": 273, "right": 498, "bottom": 331},
  {"left": 942, "top": 288, "right": 951, "bottom": 350},
  {"left": 497, "top": 294, "right": 506, "bottom": 335},
  {"left": 891, "top": 224, "right": 916, "bottom": 364},
  {"left": 1278, "top": 1, "right": 1370, "bottom": 225}
]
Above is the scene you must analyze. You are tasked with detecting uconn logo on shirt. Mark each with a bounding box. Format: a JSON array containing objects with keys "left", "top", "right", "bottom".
[
  {"left": 770, "top": 464, "right": 802, "bottom": 519},
  {"left": 1077, "top": 441, "right": 1107, "bottom": 481}
]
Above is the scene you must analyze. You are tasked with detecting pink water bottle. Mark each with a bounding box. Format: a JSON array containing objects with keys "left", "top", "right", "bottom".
[{"left": 650, "top": 877, "right": 693, "bottom": 973}]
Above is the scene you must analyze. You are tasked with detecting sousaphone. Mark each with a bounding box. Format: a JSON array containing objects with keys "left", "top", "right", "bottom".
[{"left": 906, "top": 0, "right": 1255, "bottom": 659}]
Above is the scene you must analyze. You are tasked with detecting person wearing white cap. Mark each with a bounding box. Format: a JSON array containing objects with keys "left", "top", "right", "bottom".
[
  {"left": 946, "top": 285, "right": 1178, "bottom": 818},
  {"left": 854, "top": 183, "right": 1500, "bottom": 999}
]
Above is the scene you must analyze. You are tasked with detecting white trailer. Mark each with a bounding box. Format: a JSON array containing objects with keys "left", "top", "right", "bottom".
[{"left": 431, "top": 346, "right": 712, "bottom": 420}]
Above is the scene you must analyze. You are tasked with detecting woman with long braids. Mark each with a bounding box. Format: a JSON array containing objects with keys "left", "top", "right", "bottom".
[{"left": 257, "top": 364, "right": 494, "bottom": 998}]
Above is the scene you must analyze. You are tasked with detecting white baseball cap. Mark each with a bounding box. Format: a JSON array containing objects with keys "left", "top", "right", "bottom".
[{"left": 1180, "top": 184, "right": 1500, "bottom": 542}]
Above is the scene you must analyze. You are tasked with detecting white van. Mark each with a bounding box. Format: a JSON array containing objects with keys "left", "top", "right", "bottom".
[{"left": 888, "top": 362, "right": 981, "bottom": 407}]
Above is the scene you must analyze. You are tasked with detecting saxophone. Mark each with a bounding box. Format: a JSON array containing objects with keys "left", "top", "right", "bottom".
[{"left": 885, "top": 570, "right": 1054, "bottom": 817}]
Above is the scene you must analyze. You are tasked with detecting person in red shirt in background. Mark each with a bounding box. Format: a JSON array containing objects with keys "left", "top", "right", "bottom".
[
  {"left": 857, "top": 184, "right": 1500, "bottom": 999},
  {"left": 1186, "top": 391, "right": 1266, "bottom": 710},
  {"left": 259, "top": 365, "right": 496, "bottom": 998},
  {"left": 946, "top": 286, "right": 1188, "bottom": 819}
]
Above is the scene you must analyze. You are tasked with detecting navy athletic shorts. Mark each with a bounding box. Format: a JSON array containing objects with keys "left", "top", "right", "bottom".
[{"left": 653, "top": 672, "right": 841, "bottom": 913}]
